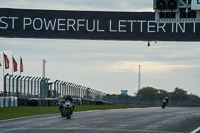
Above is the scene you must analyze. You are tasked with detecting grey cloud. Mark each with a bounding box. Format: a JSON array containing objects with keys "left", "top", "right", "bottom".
[{"left": 0, "top": 0, "right": 152, "bottom": 11}]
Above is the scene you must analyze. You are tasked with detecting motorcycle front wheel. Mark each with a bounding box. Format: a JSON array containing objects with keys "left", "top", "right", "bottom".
[
  {"left": 162, "top": 104, "right": 166, "bottom": 109},
  {"left": 66, "top": 109, "right": 71, "bottom": 119},
  {"left": 60, "top": 108, "right": 64, "bottom": 117}
]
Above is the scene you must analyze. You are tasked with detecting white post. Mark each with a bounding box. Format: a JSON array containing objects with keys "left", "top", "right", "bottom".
[
  {"left": 138, "top": 65, "right": 141, "bottom": 92},
  {"left": 12, "top": 55, "right": 13, "bottom": 76},
  {"left": 42, "top": 59, "right": 46, "bottom": 78},
  {"left": 2, "top": 52, "right": 4, "bottom": 97}
]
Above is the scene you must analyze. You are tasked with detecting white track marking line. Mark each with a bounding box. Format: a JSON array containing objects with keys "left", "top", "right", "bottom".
[{"left": 191, "top": 127, "right": 200, "bottom": 133}]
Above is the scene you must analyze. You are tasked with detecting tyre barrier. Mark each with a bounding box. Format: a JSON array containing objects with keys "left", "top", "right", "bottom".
[
  {"left": 27, "top": 98, "right": 58, "bottom": 106},
  {"left": 0, "top": 97, "right": 18, "bottom": 107},
  {"left": 0, "top": 97, "right": 112, "bottom": 107},
  {"left": 25, "top": 98, "right": 110, "bottom": 106}
]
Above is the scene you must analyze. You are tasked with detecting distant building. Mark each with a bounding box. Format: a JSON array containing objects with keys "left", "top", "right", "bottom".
[{"left": 121, "top": 90, "right": 128, "bottom": 95}]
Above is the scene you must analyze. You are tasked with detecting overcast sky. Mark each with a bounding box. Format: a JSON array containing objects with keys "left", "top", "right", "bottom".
[{"left": 0, "top": 0, "right": 200, "bottom": 96}]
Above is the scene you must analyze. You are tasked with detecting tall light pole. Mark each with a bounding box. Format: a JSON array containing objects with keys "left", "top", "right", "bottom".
[
  {"left": 42, "top": 59, "right": 46, "bottom": 78},
  {"left": 138, "top": 65, "right": 141, "bottom": 92}
]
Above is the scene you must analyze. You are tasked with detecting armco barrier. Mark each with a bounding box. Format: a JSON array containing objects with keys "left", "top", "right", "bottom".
[
  {"left": 26, "top": 98, "right": 109, "bottom": 106},
  {"left": 0, "top": 97, "right": 18, "bottom": 107}
]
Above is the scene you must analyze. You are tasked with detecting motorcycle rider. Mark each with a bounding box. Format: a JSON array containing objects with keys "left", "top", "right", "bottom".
[
  {"left": 64, "top": 95, "right": 75, "bottom": 114},
  {"left": 65, "top": 95, "right": 73, "bottom": 102},
  {"left": 163, "top": 97, "right": 169, "bottom": 106},
  {"left": 58, "top": 95, "right": 65, "bottom": 112}
]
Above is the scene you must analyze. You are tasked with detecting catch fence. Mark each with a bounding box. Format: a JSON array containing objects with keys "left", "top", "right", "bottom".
[
  {"left": 3, "top": 73, "right": 106, "bottom": 101},
  {"left": 3, "top": 73, "right": 200, "bottom": 107},
  {"left": 104, "top": 95, "right": 200, "bottom": 107}
]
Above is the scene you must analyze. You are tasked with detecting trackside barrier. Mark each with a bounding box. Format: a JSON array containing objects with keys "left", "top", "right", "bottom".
[
  {"left": 26, "top": 98, "right": 110, "bottom": 106},
  {"left": 0, "top": 98, "right": 2, "bottom": 107},
  {"left": 27, "top": 98, "right": 58, "bottom": 106},
  {"left": 0, "top": 97, "right": 18, "bottom": 107}
]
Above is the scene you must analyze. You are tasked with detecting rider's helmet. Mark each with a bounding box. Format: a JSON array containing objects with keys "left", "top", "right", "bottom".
[
  {"left": 63, "top": 95, "right": 66, "bottom": 99},
  {"left": 165, "top": 97, "right": 168, "bottom": 99},
  {"left": 59, "top": 95, "right": 63, "bottom": 99},
  {"left": 66, "top": 95, "right": 71, "bottom": 99}
]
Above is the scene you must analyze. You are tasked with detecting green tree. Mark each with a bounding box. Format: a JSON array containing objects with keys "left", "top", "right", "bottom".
[
  {"left": 171, "top": 87, "right": 189, "bottom": 101},
  {"left": 157, "top": 89, "right": 169, "bottom": 100},
  {"left": 135, "top": 86, "right": 200, "bottom": 102},
  {"left": 188, "top": 93, "right": 200, "bottom": 102},
  {"left": 137, "top": 87, "right": 158, "bottom": 101}
]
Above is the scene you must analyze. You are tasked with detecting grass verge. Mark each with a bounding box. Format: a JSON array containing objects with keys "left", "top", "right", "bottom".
[{"left": 0, "top": 105, "right": 146, "bottom": 121}]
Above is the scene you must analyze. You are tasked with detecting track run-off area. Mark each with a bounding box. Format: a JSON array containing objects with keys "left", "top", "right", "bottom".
[{"left": 0, "top": 107, "right": 200, "bottom": 133}]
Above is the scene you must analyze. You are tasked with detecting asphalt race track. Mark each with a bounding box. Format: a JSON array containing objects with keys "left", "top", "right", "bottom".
[{"left": 0, "top": 107, "right": 200, "bottom": 133}]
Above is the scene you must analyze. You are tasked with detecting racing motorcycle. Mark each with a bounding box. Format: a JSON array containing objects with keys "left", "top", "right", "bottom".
[
  {"left": 58, "top": 98, "right": 65, "bottom": 117},
  {"left": 63, "top": 100, "right": 73, "bottom": 119},
  {"left": 162, "top": 99, "right": 167, "bottom": 109}
]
